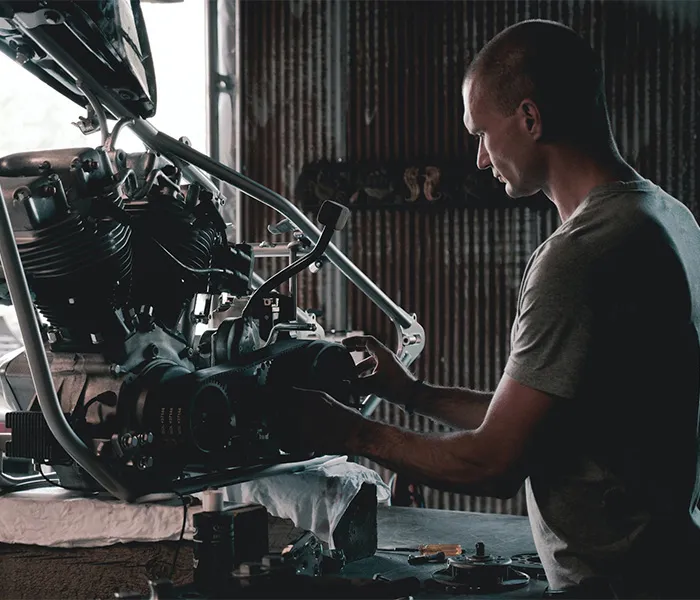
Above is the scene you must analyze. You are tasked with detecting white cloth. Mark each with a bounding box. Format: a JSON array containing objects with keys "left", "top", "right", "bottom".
[
  {"left": 0, "top": 487, "right": 197, "bottom": 547},
  {"left": 225, "top": 456, "right": 391, "bottom": 548},
  {"left": 0, "top": 458, "right": 389, "bottom": 549}
]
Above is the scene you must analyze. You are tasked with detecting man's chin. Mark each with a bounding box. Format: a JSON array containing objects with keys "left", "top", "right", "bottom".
[
  {"left": 504, "top": 182, "right": 540, "bottom": 198},
  {"left": 504, "top": 182, "right": 521, "bottom": 198}
]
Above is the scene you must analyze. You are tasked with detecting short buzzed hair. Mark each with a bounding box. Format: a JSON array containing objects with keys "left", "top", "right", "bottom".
[{"left": 465, "top": 20, "right": 611, "bottom": 145}]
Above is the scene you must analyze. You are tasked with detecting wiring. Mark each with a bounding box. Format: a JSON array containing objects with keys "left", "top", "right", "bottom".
[
  {"left": 169, "top": 492, "right": 190, "bottom": 581},
  {"left": 96, "top": 194, "right": 237, "bottom": 279},
  {"left": 150, "top": 236, "right": 236, "bottom": 278},
  {"left": 37, "top": 464, "right": 98, "bottom": 494}
]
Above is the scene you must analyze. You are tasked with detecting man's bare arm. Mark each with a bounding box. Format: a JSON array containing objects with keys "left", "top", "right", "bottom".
[
  {"left": 343, "top": 335, "right": 493, "bottom": 430},
  {"left": 406, "top": 382, "right": 493, "bottom": 430},
  {"left": 350, "top": 422, "right": 521, "bottom": 498},
  {"left": 344, "top": 375, "right": 552, "bottom": 498}
]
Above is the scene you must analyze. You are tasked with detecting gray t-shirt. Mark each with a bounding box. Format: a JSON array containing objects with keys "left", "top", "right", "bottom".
[{"left": 505, "top": 180, "right": 700, "bottom": 595}]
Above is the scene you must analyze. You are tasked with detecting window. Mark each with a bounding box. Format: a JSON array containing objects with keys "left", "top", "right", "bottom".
[
  {"left": 0, "top": 1, "right": 206, "bottom": 156},
  {"left": 0, "top": 1, "right": 207, "bottom": 347}
]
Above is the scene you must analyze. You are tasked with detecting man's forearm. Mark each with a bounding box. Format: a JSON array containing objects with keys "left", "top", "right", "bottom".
[
  {"left": 406, "top": 383, "right": 493, "bottom": 430},
  {"left": 347, "top": 418, "right": 520, "bottom": 498}
]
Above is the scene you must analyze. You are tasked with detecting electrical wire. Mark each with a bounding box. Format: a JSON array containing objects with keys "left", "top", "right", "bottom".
[
  {"left": 150, "top": 236, "right": 236, "bottom": 278},
  {"left": 96, "top": 194, "right": 237, "bottom": 279},
  {"left": 37, "top": 464, "right": 99, "bottom": 494},
  {"left": 169, "top": 492, "right": 190, "bottom": 581},
  {"left": 0, "top": 479, "right": 56, "bottom": 496}
]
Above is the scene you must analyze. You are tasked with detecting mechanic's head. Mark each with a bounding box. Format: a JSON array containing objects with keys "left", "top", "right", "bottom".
[{"left": 462, "top": 20, "right": 612, "bottom": 198}]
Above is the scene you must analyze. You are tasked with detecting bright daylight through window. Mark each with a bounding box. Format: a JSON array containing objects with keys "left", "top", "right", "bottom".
[
  {"left": 0, "top": 1, "right": 206, "bottom": 156},
  {"left": 0, "top": 1, "right": 206, "bottom": 346}
]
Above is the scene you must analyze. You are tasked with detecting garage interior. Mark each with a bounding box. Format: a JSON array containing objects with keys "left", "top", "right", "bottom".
[{"left": 0, "top": 0, "right": 698, "bottom": 598}]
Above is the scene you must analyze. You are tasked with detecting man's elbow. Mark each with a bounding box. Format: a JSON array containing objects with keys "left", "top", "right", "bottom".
[
  {"left": 481, "top": 461, "right": 527, "bottom": 499},
  {"left": 489, "top": 476, "right": 525, "bottom": 499}
]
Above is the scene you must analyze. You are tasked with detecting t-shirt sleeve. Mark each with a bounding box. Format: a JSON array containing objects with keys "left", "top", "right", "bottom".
[{"left": 504, "top": 240, "right": 592, "bottom": 400}]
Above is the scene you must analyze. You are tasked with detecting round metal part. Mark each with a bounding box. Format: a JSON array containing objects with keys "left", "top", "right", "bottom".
[
  {"left": 510, "top": 552, "right": 547, "bottom": 581},
  {"left": 447, "top": 552, "right": 513, "bottom": 570},
  {"left": 430, "top": 544, "right": 530, "bottom": 594},
  {"left": 189, "top": 381, "right": 234, "bottom": 453},
  {"left": 430, "top": 564, "right": 530, "bottom": 594}
]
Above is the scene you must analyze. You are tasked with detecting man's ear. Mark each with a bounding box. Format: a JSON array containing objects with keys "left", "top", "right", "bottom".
[{"left": 520, "top": 100, "right": 542, "bottom": 140}]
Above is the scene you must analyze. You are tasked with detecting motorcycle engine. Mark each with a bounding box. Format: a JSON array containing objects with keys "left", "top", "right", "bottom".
[{"left": 0, "top": 146, "right": 356, "bottom": 496}]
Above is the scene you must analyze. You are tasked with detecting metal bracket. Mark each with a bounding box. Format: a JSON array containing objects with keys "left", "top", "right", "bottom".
[
  {"left": 215, "top": 73, "right": 234, "bottom": 95},
  {"left": 361, "top": 314, "right": 425, "bottom": 417},
  {"left": 72, "top": 105, "right": 101, "bottom": 136},
  {"left": 268, "top": 217, "right": 297, "bottom": 235},
  {"left": 14, "top": 10, "right": 65, "bottom": 29}
]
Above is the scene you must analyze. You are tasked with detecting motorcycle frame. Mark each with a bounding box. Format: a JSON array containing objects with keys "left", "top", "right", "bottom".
[{"left": 0, "top": 12, "right": 425, "bottom": 502}]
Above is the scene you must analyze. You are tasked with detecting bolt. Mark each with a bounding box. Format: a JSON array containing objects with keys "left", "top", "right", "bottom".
[
  {"left": 308, "top": 260, "right": 324, "bottom": 274},
  {"left": 82, "top": 159, "right": 99, "bottom": 173},
  {"left": 137, "top": 455, "right": 153, "bottom": 470},
  {"left": 143, "top": 343, "right": 159, "bottom": 360},
  {"left": 120, "top": 433, "right": 137, "bottom": 449},
  {"left": 90, "top": 333, "right": 103, "bottom": 345},
  {"left": 110, "top": 364, "right": 122, "bottom": 377},
  {"left": 178, "top": 346, "right": 195, "bottom": 360},
  {"left": 138, "top": 432, "right": 154, "bottom": 446},
  {"left": 13, "top": 188, "right": 29, "bottom": 203},
  {"left": 47, "top": 330, "right": 58, "bottom": 343},
  {"left": 372, "top": 573, "right": 391, "bottom": 582},
  {"left": 67, "top": 298, "right": 75, "bottom": 305}
]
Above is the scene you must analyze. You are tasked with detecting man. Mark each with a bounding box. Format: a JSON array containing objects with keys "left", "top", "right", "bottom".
[{"left": 277, "top": 20, "right": 700, "bottom": 599}]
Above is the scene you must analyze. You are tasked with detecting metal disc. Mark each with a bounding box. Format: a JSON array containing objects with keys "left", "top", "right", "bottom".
[{"left": 510, "top": 552, "right": 547, "bottom": 581}]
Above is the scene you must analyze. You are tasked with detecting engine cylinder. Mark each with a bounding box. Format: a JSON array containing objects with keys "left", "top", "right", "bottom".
[
  {"left": 12, "top": 175, "right": 132, "bottom": 346},
  {"left": 126, "top": 175, "right": 220, "bottom": 327}
]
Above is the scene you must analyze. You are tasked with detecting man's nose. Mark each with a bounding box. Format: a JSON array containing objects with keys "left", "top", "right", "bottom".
[{"left": 476, "top": 139, "right": 491, "bottom": 170}]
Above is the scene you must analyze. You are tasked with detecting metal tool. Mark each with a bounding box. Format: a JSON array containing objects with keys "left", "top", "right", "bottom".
[
  {"left": 379, "top": 543, "right": 462, "bottom": 556},
  {"left": 408, "top": 550, "right": 447, "bottom": 565}
]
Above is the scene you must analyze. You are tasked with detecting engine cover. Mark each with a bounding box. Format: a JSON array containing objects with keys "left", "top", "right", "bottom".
[{"left": 4, "top": 337, "right": 357, "bottom": 494}]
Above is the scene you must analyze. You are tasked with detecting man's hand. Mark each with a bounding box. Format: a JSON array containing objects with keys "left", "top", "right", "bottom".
[
  {"left": 268, "top": 387, "right": 367, "bottom": 456},
  {"left": 342, "top": 335, "right": 416, "bottom": 404}
]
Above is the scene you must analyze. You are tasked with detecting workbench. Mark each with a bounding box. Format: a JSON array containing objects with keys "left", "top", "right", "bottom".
[
  {"left": 0, "top": 504, "right": 546, "bottom": 599},
  {"left": 345, "top": 506, "right": 547, "bottom": 599}
]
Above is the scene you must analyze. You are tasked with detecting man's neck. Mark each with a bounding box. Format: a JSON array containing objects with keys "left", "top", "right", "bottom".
[{"left": 541, "top": 144, "right": 643, "bottom": 221}]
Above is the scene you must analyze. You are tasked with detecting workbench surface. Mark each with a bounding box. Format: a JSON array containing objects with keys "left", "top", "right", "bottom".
[
  {"left": 0, "top": 504, "right": 546, "bottom": 599},
  {"left": 342, "top": 505, "right": 548, "bottom": 598}
]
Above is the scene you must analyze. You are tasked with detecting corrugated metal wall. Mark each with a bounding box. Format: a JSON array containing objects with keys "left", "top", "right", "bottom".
[
  {"left": 239, "top": 0, "right": 349, "bottom": 325},
  {"left": 238, "top": 0, "right": 700, "bottom": 515}
]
